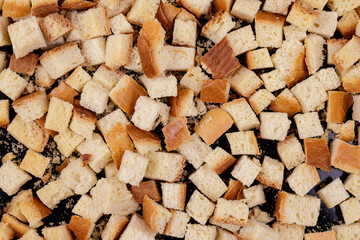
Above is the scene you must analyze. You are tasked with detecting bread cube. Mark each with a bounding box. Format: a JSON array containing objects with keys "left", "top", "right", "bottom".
[
  {"left": 1, "top": 213, "right": 30, "bottom": 238},
  {"left": 69, "top": 106, "right": 96, "bottom": 139},
  {"left": 155, "top": 1, "right": 181, "bottom": 31},
  {"left": 80, "top": 81, "right": 109, "bottom": 114},
  {"left": 249, "top": 206, "right": 274, "bottom": 223},
  {"left": 225, "top": 25, "right": 258, "bottom": 56},
  {"left": 257, "top": 156, "right": 284, "bottom": 190},
  {"left": 72, "top": 194, "right": 103, "bottom": 223},
  {"left": 9, "top": 52, "right": 38, "bottom": 76},
  {"left": 162, "top": 117, "right": 191, "bottom": 151},
  {"left": 132, "top": 96, "right": 169, "bottom": 131},
  {"left": 110, "top": 14, "right": 133, "bottom": 34},
  {"left": 333, "top": 223, "right": 360, "bottom": 240},
  {"left": 126, "top": 125, "right": 161, "bottom": 155},
  {"left": 286, "top": 2, "right": 319, "bottom": 30},
  {"left": 90, "top": 178, "right": 139, "bottom": 215},
  {"left": 201, "top": 11, "right": 235, "bottom": 43},
  {"left": 0, "top": 17, "right": 10, "bottom": 47},
  {"left": 2, "top": 0, "right": 30, "bottom": 18},
  {"left": 226, "top": 131, "right": 260, "bottom": 155},
  {"left": 180, "top": 66, "right": 209, "bottom": 95},
  {"left": 294, "top": 112, "right": 324, "bottom": 139},
  {"left": 209, "top": 216, "right": 241, "bottom": 232},
  {"left": 19, "top": 229, "right": 43, "bottom": 240},
  {"left": 105, "top": 34, "right": 133, "bottom": 69},
  {"left": 333, "top": 36, "right": 360, "bottom": 71},
  {"left": 216, "top": 228, "right": 238, "bottom": 240},
  {"left": 166, "top": 45, "right": 195, "bottom": 71},
  {"left": 189, "top": 164, "right": 227, "bottom": 202},
  {"left": 309, "top": 10, "right": 338, "bottom": 38},
  {"left": 117, "top": 150, "right": 148, "bottom": 186},
  {"left": 31, "top": 0, "right": 58, "bottom": 17},
  {"left": 19, "top": 150, "right": 49, "bottom": 178},
  {"left": 231, "top": 156, "right": 261, "bottom": 187},
  {"left": 173, "top": 19, "right": 197, "bottom": 47},
  {"left": 81, "top": 37, "right": 106, "bottom": 66},
  {"left": 53, "top": 128, "right": 84, "bottom": 157},
  {"left": 331, "top": 139, "right": 360, "bottom": 174},
  {"left": 246, "top": 48, "right": 274, "bottom": 70},
  {"left": 48, "top": 82, "right": 77, "bottom": 105},
  {"left": 277, "top": 134, "right": 305, "bottom": 170},
  {"left": 163, "top": 210, "right": 190, "bottom": 238},
  {"left": 317, "top": 178, "right": 349, "bottom": 208},
  {"left": 287, "top": 163, "right": 320, "bottom": 196},
  {"left": 344, "top": 174, "right": 360, "bottom": 199},
  {"left": 304, "top": 138, "right": 331, "bottom": 171},
  {"left": 231, "top": 0, "right": 261, "bottom": 22},
  {"left": 68, "top": 215, "right": 95, "bottom": 240},
  {"left": 12, "top": 91, "right": 48, "bottom": 122},
  {"left": 0, "top": 100, "right": 9, "bottom": 128},
  {"left": 255, "top": 11, "right": 286, "bottom": 48},
  {"left": 269, "top": 88, "right": 301, "bottom": 117},
  {"left": 0, "top": 68, "right": 28, "bottom": 101},
  {"left": 228, "top": 66, "right": 263, "bottom": 98},
  {"left": 1, "top": 223, "right": 15, "bottom": 240},
  {"left": 161, "top": 183, "right": 186, "bottom": 211},
  {"left": 339, "top": 197, "right": 360, "bottom": 225},
  {"left": 0, "top": 161, "right": 31, "bottom": 196},
  {"left": 77, "top": 7, "right": 111, "bottom": 39},
  {"left": 97, "top": 109, "right": 129, "bottom": 136},
  {"left": 145, "top": 151, "right": 185, "bottom": 182},
  {"left": 204, "top": 147, "right": 236, "bottom": 175},
  {"left": 101, "top": 215, "right": 128, "bottom": 240},
  {"left": 273, "top": 222, "right": 305, "bottom": 240},
  {"left": 169, "top": 88, "right": 197, "bottom": 117},
  {"left": 305, "top": 34, "right": 325, "bottom": 74},
  {"left": 93, "top": 64, "right": 122, "bottom": 90},
  {"left": 213, "top": 198, "right": 249, "bottom": 225},
  {"left": 239, "top": 220, "right": 280, "bottom": 240},
  {"left": 327, "top": 91, "right": 352, "bottom": 124},
  {"left": 328, "top": 120, "right": 355, "bottom": 142},
  {"left": 40, "top": 13, "right": 73, "bottom": 42},
  {"left": 327, "top": 38, "right": 348, "bottom": 65},
  {"left": 36, "top": 179, "right": 74, "bottom": 209},
  {"left": 263, "top": 0, "right": 292, "bottom": 15},
  {"left": 260, "top": 112, "right": 291, "bottom": 141},
  {"left": 284, "top": 24, "right": 307, "bottom": 41},
  {"left": 119, "top": 214, "right": 156, "bottom": 240},
  {"left": 45, "top": 97, "right": 73, "bottom": 133},
  {"left": 337, "top": 9, "right": 359, "bottom": 38},
  {"left": 131, "top": 180, "right": 161, "bottom": 204},
  {"left": 243, "top": 185, "right": 266, "bottom": 208},
  {"left": 124, "top": 46, "right": 143, "bottom": 73},
  {"left": 34, "top": 64, "right": 55, "bottom": 88},
  {"left": 143, "top": 195, "right": 171, "bottom": 233},
  {"left": 251, "top": 90, "right": 276, "bottom": 115},
  {"left": 313, "top": 68, "right": 341, "bottom": 91},
  {"left": 186, "top": 190, "right": 215, "bottom": 224},
  {"left": 127, "top": 0, "right": 160, "bottom": 26},
  {"left": 176, "top": 133, "right": 211, "bottom": 169},
  {"left": 8, "top": 17, "right": 46, "bottom": 59},
  {"left": 200, "top": 79, "right": 230, "bottom": 104},
  {"left": 42, "top": 225, "right": 72, "bottom": 240},
  {"left": 140, "top": 74, "right": 177, "bottom": 99},
  {"left": 180, "top": 0, "right": 212, "bottom": 18},
  {"left": 260, "top": 69, "right": 286, "bottom": 93},
  {"left": 19, "top": 196, "right": 51, "bottom": 228}
]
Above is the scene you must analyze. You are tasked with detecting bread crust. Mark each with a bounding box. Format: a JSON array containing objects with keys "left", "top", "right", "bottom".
[
  {"left": 200, "top": 79, "right": 229, "bottom": 103},
  {"left": 12, "top": 91, "right": 46, "bottom": 108},
  {"left": 1, "top": 213, "right": 30, "bottom": 238},
  {"left": 305, "top": 231, "right": 336, "bottom": 240},
  {"left": 274, "top": 191, "right": 287, "bottom": 223},
  {"left": 68, "top": 215, "right": 93, "bottom": 240},
  {"left": 255, "top": 11, "right": 286, "bottom": 25},
  {"left": 36, "top": 113, "right": 58, "bottom": 138},
  {"left": 48, "top": 81, "right": 78, "bottom": 104},
  {"left": 131, "top": 180, "right": 161, "bottom": 204},
  {"left": 213, "top": 0, "right": 233, "bottom": 12},
  {"left": 40, "top": 13, "right": 74, "bottom": 42},
  {"left": 126, "top": 124, "right": 161, "bottom": 148},
  {"left": 2, "top": 0, "right": 30, "bottom": 18},
  {"left": 333, "top": 36, "right": 360, "bottom": 71},
  {"left": 156, "top": 2, "right": 181, "bottom": 31},
  {"left": 32, "top": 0, "right": 59, "bottom": 17},
  {"left": 327, "top": 91, "right": 353, "bottom": 123},
  {"left": 162, "top": 117, "right": 191, "bottom": 151},
  {"left": 223, "top": 179, "right": 243, "bottom": 200},
  {"left": 20, "top": 196, "right": 52, "bottom": 226},
  {"left": 176, "top": 8, "right": 201, "bottom": 26},
  {"left": 9, "top": 53, "right": 39, "bottom": 75},
  {"left": 61, "top": 0, "right": 97, "bottom": 10},
  {"left": 331, "top": 139, "right": 360, "bottom": 174},
  {"left": 287, "top": 46, "right": 308, "bottom": 88},
  {"left": 269, "top": 90, "right": 301, "bottom": 117},
  {"left": 169, "top": 88, "right": 193, "bottom": 117}
]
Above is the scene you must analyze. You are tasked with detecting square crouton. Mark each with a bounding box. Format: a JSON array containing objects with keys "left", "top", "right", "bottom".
[
  {"left": 304, "top": 138, "right": 331, "bottom": 171},
  {"left": 34, "top": 64, "right": 55, "bottom": 88},
  {"left": 1, "top": 213, "right": 30, "bottom": 238},
  {"left": 117, "top": 150, "right": 149, "bottom": 186},
  {"left": 286, "top": 2, "right": 319, "bottom": 30},
  {"left": 291, "top": 77, "right": 327, "bottom": 113},
  {"left": 81, "top": 37, "right": 106, "bottom": 66},
  {"left": 0, "top": 100, "right": 9, "bottom": 127},
  {"left": 155, "top": 2, "right": 180, "bottom": 31},
  {"left": 0, "top": 161, "right": 31, "bottom": 196},
  {"left": 173, "top": 19, "right": 197, "bottom": 47},
  {"left": 68, "top": 215, "right": 95, "bottom": 240},
  {"left": 327, "top": 39, "right": 348, "bottom": 65},
  {"left": 309, "top": 10, "right": 338, "bottom": 38},
  {"left": 0, "top": 223, "right": 14, "bottom": 240},
  {"left": 231, "top": 0, "right": 262, "bottom": 22},
  {"left": 77, "top": 7, "right": 111, "bottom": 39},
  {"left": 331, "top": 139, "right": 360, "bottom": 174},
  {"left": 337, "top": 9, "right": 359, "bottom": 38},
  {"left": 213, "top": 198, "right": 249, "bottom": 225},
  {"left": 65, "top": 67, "right": 92, "bottom": 92},
  {"left": 169, "top": 88, "right": 197, "bottom": 117},
  {"left": 163, "top": 210, "right": 190, "bottom": 238},
  {"left": 131, "top": 180, "right": 161, "bottom": 204},
  {"left": 328, "top": 120, "right": 355, "bottom": 142},
  {"left": 340, "top": 197, "right": 360, "bottom": 225},
  {"left": 127, "top": 0, "right": 160, "bottom": 26},
  {"left": 162, "top": 117, "right": 191, "bottom": 151},
  {"left": 45, "top": 97, "right": 73, "bottom": 133},
  {"left": 263, "top": 0, "right": 293, "bottom": 15},
  {"left": 119, "top": 214, "right": 156, "bottom": 240},
  {"left": 142, "top": 195, "right": 172, "bottom": 233},
  {"left": 2, "top": 0, "right": 30, "bottom": 18},
  {"left": 0, "top": 68, "right": 28, "bottom": 101},
  {"left": 231, "top": 156, "right": 261, "bottom": 187},
  {"left": 243, "top": 184, "right": 266, "bottom": 208},
  {"left": 333, "top": 36, "right": 360, "bottom": 71},
  {"left": 200, "top": 79, "right": 230, "bottom": 104},
  {"left": 126, "top": 124, "right": 161, "bottom": 155},
  {"left": 140, "top": 74, "right": 177, "bottom": 99},
  {"left": 327, "top": 0, "right": 360, "bottom": 16},
  {"left": 145, "top": 151, "right": 185, "bottom": 182},
  {"left": 166, "top": 45, "right": 195, "bottom": 71},
  {"left": 304, "top": 231, "right": 336, "bottom": 240},
  {"left": 277, "top": 134, "right": 305, "bottom": 170},
  {"left": 260, "top": 69, "right": 286, "bottom": 93},
  {"left": 180, "top": 0, "right": 212, "bottom": 18},
  {"left": 287, "top": 163, "right": 320, "bottom": 196},
  {"left": 317, "top": 178, "right": 350, "bottom": 208},
  {"left": 269, "top": 88, "right": 301, "bottom": 117},
  {"left": 216, "top": 228, "right": 239, "bottom": 240},
  {"left": 80, "top": 81, "right": 109, "bottom": 114},
  {"left": 101, "top": 215, "right": 129, "bottom": 240},
  {"left": 221, "top": 98, "right": 260, "bottom": 131},
  {"left": 179, "top": 66, "right": 209, "bottom": 96},
  {"left": 42, "top": 225, "right": 72, "bottom": 240},
  {"left": 19, "top": 150, "right": 50, "bottom": 178},
  {"left": 8, "top": 17, "right": 46, "bottom": 59},
  {"left": 249, "top": 90, "right": 276, "bottom": 114},
  {"left": 239, "top": 220, "right": 280, "bottom": 240},
  {"left": 260, "top": 112, "right": 291, "bottom": 141},
  {"left": 294, "top": 112, "right": 324, "bottom": 139},
  {"left": 185, "top": 224, "right": 216, "bottom": 240},
  {"left": 9, "top": 53, "right": 38, "bottom": 75},
  {"left": 132, "top": 96, "right": 170, "bottom": 131},
  {"left": 227, "top": 66, "right": 263, "bottom": 97},
  {"left": 304, "top": 34, "right": 325, "bottom": 74},
  {"left": 48, "top": 82, "right": 77, "bottom": 104},
  {"left": 0, "top": 17, "right": 10, "bottom": 47},
  {"left": 272, "top": 222, "right": 305, "bottom": 240},
  {"left": 97, "top": 109, "right": 129, "bottom": 136},
  {"left": 204, "top": 147, "right": 236, "bottom": 175},
  {"left": 36, "top": 179, "right": 74, "bottom": 209},
  {"left": 255, "top": 11, "right": 286, "bottom": 48},
  {"left": 257, "top": 156, "right": 284, "bottom": 190},
  {"left": 189, "top": 164, "right": 228, "bottom": 202},
  {"left": 69, "top": 106, "right": 97, "bottom": 139},
  {"left": 109, "top": 75, "right": 147, "bottom": 115},
  {"left": 284, "top": 24, "right": 307, "bottom": 41},
  {"left": 161, "top": 183, "right": 186, "bottom": 211},
  {"left": 246, "top": 48, "right": 274, "bottom": 70},
  {"left": 53, "top": 128, "right": 84, "bottom": 157},
  {"left": 19, "top": 229, "right": 43, "bottom": 240},
  {"left": 225, "top": 25, "right": 258, "bottom": 56},
  {"left": 31, "top": 0, "right": 58, "bottom": 17},
  {"left": 176, "top": 133, "right": 211, "bottom": 169},
  {"left": 72, "top": 194, "right": 103, "bottom": 223},
  {"left": 19, "top": 196, "right": 51, "bottom": 228},
  {"left": 12, "top": 91, "right": 48, "bottom": 122},
  {"left": 110, "top": 14, "right": 133, "bottom": 34},
  {"left": 344, "top": 174, "right": 360, "bottom": 199},
  {"left": 274, "top": 191, "right": 321, "bottom": 226},
  {"left": 341, "top": 63, "right": 360, "bottom": 94},
  {"left": 312, "top": 67, "right": 341, "bottom": 91},
  {"left": 93, "top": 64, "right": 123, "bottom": 90},
  {"left": 333, "top": 223, "right": 360, "bottom": 240},
  {"left": 186, "top": 190, "right": 215, "bottom": 224},
  {"left": 40, "top": 13, "right": 73, "bottom": 42},
  {"left": 201, "top": 11, "right": 235, "bottom": 44},
  {"left": 327, "top": 91, "right": 352, "bottom": 124},
  {"left": 77, "top": 133, "right": 112, "bottom": 173},
  {"left": 40, "top": 42, "right": 85, "bottom": 79},
  {"left": 226, "top": 131, "right": 260, "bottom": 155},
  {"left": 105, "top": 33, "right": 133, "bottom": 69}
]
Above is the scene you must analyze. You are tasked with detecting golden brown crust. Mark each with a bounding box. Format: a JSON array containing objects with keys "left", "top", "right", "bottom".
[
  {"left": 143, "top": 195, "right": 158, "bottom": 232},
  {"left": 213, "top": 154, "right": 237, "bottom": 175},
  {"left": 305, "top": 138, "right": 331, "bottom": 172},
  {"left": 40, "top": 13, "right": 74, "bottom": 42},
  {"left": 126, "top": 124, "right": 161, "bottom": 147},
  {"left": 40, "top": 42, "right": 78, "bottom": 62},
  {"left": 73, "top": 105, "right": 97, "bottom": 123},
  {"left": 32, "top": 0, "right": 59, "bottom": 17},
  {"left": 20, "top": 196, "right": 52, "bottom": 225},
  {"left": 337, "top": 10, "right": 359, "bottom": 38},
  {"left": 9, "top": 53, "right": 39, "bottom": 76},
  {"left": 12, "top": 91, "right": 46, "bottom": 108},
  {"left": 327, "top": 91, "right": 353, "bottom": 123},
  {"left": 342, "top": 70, "right": 360, "bottom": 94},
  {"left": 331, "top": 139, "right": 360, "bottom": 174},
  {"left": 286, "top": 46, "right": 308, "bottom": 88},
  {"left": 255, "top": 11, "right": 286, "bottom": 25},
  {"left": 61, "top": 0, "right": 97, "bottom": 10},
  {"left": 305, "top": 231, "right": 336, "bottom": 240},
  {"left": 274, "top": 191, "right": 287, "bottom": 223},
  {"left": 257, "top": 173, "right": 282, "bottom": 190},
  {"left": 236, "top": 185, "right": 247, "bottom": 200},
  {"left": 201, "top": 38, "right": 241, "bottom": 79},
  {"left": 176, "top": 8, "right": 202, "bottom": 27},
  {"left": 48, "top": 81, "right": 78, "bottom": 104},
  {"left": 269, "top": 91, "right": 301, "bottom": 117},
  {"left": 162, "top": 117, "right": 191, "bottom": 151},
  {"left": 2, "top": 0, "right": 30, "bottom": 18},
  {"left": 194, "top": 108, "right": 233, "bottom": 145},
  {"left": 169, "top": 88, "right": 193, "bottom": 117},
  {"left": 223, "top": 179, "right": 243, "bottom": 200},
  {"left": 200, "top": 79, "right": 229, "bottom": 103},
  {"left": 1, "top": 213, "right": 30, "bottom": 238},
  {"left": 333, "top": 36, "right": 360, "bottom": 71},
  {"left": 131, "top": 181, "right": 161, "bottom": 204},
  {"left": 156, "top": 2, "right": 181, "bottom": 31},
  {"left": 36, "top": 113, "right": 58, "bottom": 138},
  {"left": 55, "top": 158, "right": 70, "bottom": 173},
  {"left": 212, "top": 0, "right": 233, "bottom": 12},
  {"left": 68, "top": 215, "right": 93, "bottom": 240},
  {"left": 104, "top": 122, "right": 135, "bottom": 169}
]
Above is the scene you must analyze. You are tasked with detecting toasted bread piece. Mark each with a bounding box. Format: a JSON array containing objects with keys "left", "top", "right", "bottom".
[
  {"left": 161, "top": 183, "right": 186, "bottom": 211},
  {"left": 12, "top": 91, "right": 48, "bottom": 123},
  {"left": 68, "top": 215, "right": 94, "bottom": 240},
  {"left": 277, "top": 134, "right": 305, "bottom": 170},
  {"left": 286, "top": 2, "right": 319, "bottom": 30},
  {"left": 40, "top": 13, "right": 73, "bottom": 42},
  {"left": 327, "top": 38, "right": 348, "bottom": 65},
  {"left": 0, "top": 161, "right": 31, "bottom": 196},
  {"left": 200, "top": 79, "right": 230, "bottom": 103},
  {"left": 5, "top": 189, "right": 32, "bottom": 223},
  {"left": 249, "top": 89, "right": 276, "bottom": 114},
  {"left": 2, "top": 0, "right": 30, "bottom": 18},
  {"left": 156, "top": 2, "right": 180, "bottom": 31},
  {"left": 0, "top": 222, "right": 14, "bottom": 240},
  {"left": 72, "top": 194, "right": 103, "bottom": 223},
  {"left": 143, "top": 195, "right": 171, "bottom": 233},
  {"left": 287, "top": 163, "right": 320, "bottom": 196},
  {"left": 342, "top": 62, "right": 360, "bottom": 94},
  {"left": 163, "top": 210, "right": 190, "bottom": 238},
  {"left": 173, "top": 19, "right": 197, "bottom": 47},
  {"left": 69, "top": 105, "right": 97, "bottom": 139},
  {"left": 131, "top": 180, "right": 161, "bottom": 204},
  {"left": 273, "top": 222, "right": 305, "bottom": 240},
  {"left": 238, "top": 220, "right": 279, "bottom": 240},
  {"left": 42, "top": 225, "right": 72, "bottom": 240},
  {"left": 36, "top": 179, "right": 74, "bottom": 209},
  {"left": 9, "top": 53, "right": 38, "bottom": 75},
  {"left": 304, "top": 138, "right": 331, "bottom": 171},
  {"left": 0, "top": 68, "right": 28, "bottom": 101},
  {"left": 20, "top": 150, "right": 50, "bottom": 178},
  {"left": 169, "top": 88, "right": 197, "bottom": 117},
  {"left": 331, "top": 139, "right": 360, "bottom": 174},
  {"left": 308, "top": 10, "right": 338, "bottom": 38},
  {"left": 165, "top": 45, "right": 195, "bottom": 71},
  {"left": 34, "top": 65, "right": 55, "bottom": 88},
  {"left": 304, "top": 231, "right": 336, "bottom": 240},
  {"left": 294, "top": 112, "right": 324, "bottom": 139},
  {"left": 304, "top": 34, "right": 325, "bottom": 74},
  {"left": 243, "top": 184, "right": 266, "bottom": 208},
  {"left": 213, "top": 198, "right": 249, "bottom": 226},
  {"left": 223, "top": 179, "right": 243, "bottom": 200},
  {"left": 201, "top": 11, "right": 235, "bottom": 44},
  {"left": 126, "top": 124, "right": 161, "bottom": 155},
  {"left": 257, "top": 156, "right": 284, "bottom": 190},
  {"left": 227, "top": 66, "right": 263, "bottom": 97},
  {"left": 231, "top": 0, "right": 262, "bottom": 22},
  {"left": 45, "top": 97, "right": 73, "bottom": 133},
  {"left": 327, "top": 91, "right": 353, "bottom": 124},
  {"left": 77, "top": 7, "right": 111, "bottom": 40},
  {"left": 333, "top": 36, "right": 360, "bottom": 71},
  {"left": 31, "top": 0, "right": 58, "bottom": 17},
  {"left": 180, "top": 0, "right": 212, "bottom": 18},
  {"left": 140, "top": 74, "right": 177, "bottom": 99},
  {"left": 246, "top": 48, "right": 274, "bottom": 70},
  {"left": 1, "top": 214, "right": 30, "bottom": 238},
  {"left": 105, "top": 33, "right": 133, "bottom": 69},
  {"left": 19, "top": 196, "right": 51, "bottom": 228},
  {"left": 186, "top": 190, "right": 215, "bottom": 224},
  {"left": 269, "top": 88, "right": 301, "bottom": 117},
  {"left": 260, "top": 112, "right": 291, "bottom": 141},
  {"left": 127, "top": 0, "right": 160, "bottom": 26},
  {"left": 61, "top": 0, "right": 96, "bottom": 10},
  {"left": 119, "top": 214, "right": 156, "bottom": 240},
  {"left": 48, "top": 82, "right": 77, "bottom": 104},
  {"left": 117, "top": 150, "right": 148, "bottom": 186},
  {"left": 337, "top": 9, "right": 359, "bottom": 38},
  {"left": 162, "top": 117, "right": 191, "bottom": 151},
  {"left": 255, "top": 11, "right": 286, "bottom": 48},
  {"left": 101, "top": 215, "right": 128, "bottom": 240},
  {"left": 340, "top": 197, "right": 360, "bottom": 225},
  {"left": 317, "top": 178, "right": 349, "bottom": 208},
  {"left": 231, "top": 156, "right": 261, "bottom": 187},
  {"left": 226, "top": 131, "right": 260, "bottom": 155}
]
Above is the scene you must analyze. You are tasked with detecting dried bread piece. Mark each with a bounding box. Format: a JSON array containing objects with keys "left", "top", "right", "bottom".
[
  {"left": 259, "top": 112, "right": 291, "bottom": 141},
  {"left": 226, "top": 131, "right": 260, "bottom": 155},
  {"left": 225, "top": 25, "right": 258, "bottom": 56},
  {"left": 72, "top": 194, "right": 103, "bottom": 223},
  {"left": 117, "top": 150, "right": 148, "bottom": 186},
  {"left": 143, "top": 195, "right": 171, "bottom": 233},
  {"left": 272, "top": 222, "right": 305, "bottom": 240},
  {"left": 126, "top": 124, "right": 161, "bottom": 155},
  {"left": 163, "top": 210, "right": 190, "bottom": 238},
  {"left": 286, "top": 163, "right": 320, "bottom": 196},
  {"left": 156, "top": 2, "right": 180, "bottom": 31},
  {"left": 184, "top": 224, "right": 216, "bottom": 240},
  {"left": 317, "top": 178, "right": 349, "bottom": 208},
  {"left": 105, "top": 33, "right": 133, "bottom": 69},
  {"left": 308, "top": 10, "right": 338, "bottom": 39},
  {"left": 237, "top": 220, "right": 280, "bottom": 240},
  {"left": 12, "top": 91, "right": 48, "bottom": 122},
  {"left": 81, "top": 37, "right": 106, "bottom": 66},
  {"left": 19, "top": 196, "right": 51, "bottom": 228},
  {"left": 231, "top": 0, "right": 262, "bottom": 23},
  {"left": 31, "top": 0, "right": 58, "bottom": 17},
  {"left": 169, "top": 88, "right": 197, "bottom": 117},
  {"left": 327, "top": 91, "right": 353, "bottom": 124},
  {"left": 332, "top": 36, "right": 360, "bottom": 71},
  {"left": 0, "top": 161, "right": 31, "bottom": 196},
  {"left": 1, "top": 213, "right": 30, "bottom": 238},
  {"left": 162, "top": 117, "right": 191, "bottom": 151},
  {"left": 255, "top": 11, "right": 286, "bottom": 48},
  {"left": 304, "top": 138, "right": 331, "bottom": 171},
  {"left": 9, "top": 53, "right": 38, "bottom": 76},
  {"left": 42, "top": 225, "right": 72, "bottom": 240},
  {"left": 200, "top": 79, "right": 230, "bottom": 104},
  {"left": 40, "top": 13, "right": 73, "bottom": 42},
  {"left": 294, "top": 112, "right": 324, "bottom": 139},
  {"left": 231, "top": 156, "right": 261, "bottom": 187},
  {"left": 0, "top": 68, "right": 28, "bottom": 101},
  {"left": 61, "top": 0, "right": 96, "bottom": 11},
  {"left": 331, "top": 139, "right": 360, "bottom": 174},
  {"left": 327, "top": 0, "right": 360, "bottom": 16},
  {"left": 131, "top": 180, "right": 161, "bottom": 204},
  {"left": 286, "top": 2, "right": 319, "bottom": 30},
  {"left": 257, "top": 156, "right": 284, "bottom": 190},
  {"left": 304, "top": 34, "right": 325, "bottom": 74},
  {"left": 304, "top": 231, "right": 336, "bottom": 240},
  {"left": 101, "top": 215, "right": 128, "bottom": 240},
  {"left": 269, "top": 88, "right": 301, "bottom": 117},
  {"left": 68, "top": 215, "right": 95, "bottom": 240},
  {"left": 20, "top": 150, "right": 50, "bottom": 178},
  {"left": 161, "top": 183, "right": 186, "bottom": 211},
  {"left": 277, "top": 134, "right": 305, "bottom": 170},
  {"left": 213, "top": 198, "right": 249, "bottom": 226},
  {"left": 180, "top": 0, "right": 212, "bottom": 18},
  {"left": 36, "top": 179, "right": 74, "bottom": 209},
  {"left": 201, "top": 11, "right": 235, "bottom": 44},
  {"left": 119, "top": 214, "right": 156, "bottom": 240},
  {"left": 173, "top": 19, "right": 197, "bottom": 47}
]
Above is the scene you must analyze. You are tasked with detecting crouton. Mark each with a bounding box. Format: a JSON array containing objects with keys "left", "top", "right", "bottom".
[
  {"left": 0, "top": 161, "right": 31, "bottom": 196},
  {"left": 31, "top": 0, "right": 58, "bottom": 17},
  {"left": 36, "top": 179, "right": 74, "bottom": 209},
  {"left": 317, "top": 178, "right": 349, "bottom": 208},
  {"left": 213, "top": 198, "right": 249, "bottom": 225},
  {"left": 330, "top": 139, "right": 360, "bottom": 174},
  {"left": 269, "top": 89, "right": 301, "bottom": 117},
  {"left": 305, "top": 34, "right": 325, "bottom": 74},
  {"left": 35, "top": 64, "right": 55, "bottom": 88},
  {"left": 243, "top": 185, "right": 266, "bottom": 208},
  {"left": 304, "top": 138, "right": 331, "bottom": 171},
  {"left": 162, "top": 117, "right": 191, "bottom": 151},
  {"left": 249, "top": 90, "right": 276, "bottom": 114},
  {"left": 110, "top": 14, "right": 133, "bottom": 34},
  {"left": 327, "top": 91, "right": 353, "bottom": 124},
  {"left": 143, "top": 195, "right": 171, "bottom": 233},
  {"left": 77, "top": 7, "right": 111, "bottom": 40},
  {"left": 80, "top": 81, "right": 109, "bottom": 114},
  {"left": 0, "top": 68, "right": 28, "bottom": 101},
  {"left": 272, "top": 222, "right": 305, "bottom": 240},
  {"left": 255, "top": 11, "right": 286, "bottom": 48},
  {"left": 246, "top": 48, "right": 274, "bottom": 70},
  {"left": 155, "top": 2, "right": 180, "bottom": 31},
  {"left": 72, "top": 194, "right": 103, "bottom": 223},
  {"left": 313, "top": 67, "right": 341, "bottom": 91},
  {"left": 48, "top": 81, "right": 77, "bottom": 104},
  {"left": 165, "top": 45, "right": 195, "bottom": 71},
  {"left": 257, "top": 156, "right": 284, "bottom": 190},
  {"left": 161, "top": 183, "right": 186, "bottom": 211},
  {"left": 294, "top": 112, "right": 324, "bottom": 139},
  {"left": 20, "top": 150, "right": 50, "bottom": 178},
  {"left": 105, "top": 34, "right": 133, "bottom": 69},
  {"left": 304, "top": 231, "right": 336, "bottom": 240},
  {"left": 163, "top": 210, "right": 190, "bottom": 238},
  {"left": 344, "top": 173, "right": 360, "bottom": 199},
  {"left": 339, "top": 197, "right": 360, "bottom": 225},
  {"left": 337, "top": 10, "right": 359, "bottom": 38},
  {"left": 53, "top": 128, "right": 84, "bottom": 157},
  {"left": 286, "top": 2, "right": 319, "bottom": 30},
  {"left": 0, "top": 222, "right": 14, "bottom": 240},
  {"left": 45, "top": 97, "right": 73, "bottom": 133},
  {"left": 117, "top": 150, "right": 148, "bottom": 186},
  {"left": 140, "top": 74, "right": 177, "bottom": 99},
  {"left": 126, "top": 124, "right": 161, "bottom": 155},
  {"left": 119, "top": 214, "right": 156, "bottom": 240},
  {"left": 263, "top": 0, "right": 293, "bottom": 15},
  {"left": 68, "top": 215, "right": 94, "bottom": 240},
  {"left": 200, "top": 79, "right": 230, "bottom": 103},
  {"left": 131, "top": 180, "right": 161, "bottom": 204},
  {"left": 186, "top": 190, "right": 215, "bottom": 224},
  {"left": 328, "top": 120, "right": 355, "bottom": 142},
  {"left": 19, "top": 196, "right": 51, "bottom": 228},
  {"left": 69, "top": 106, "right": 96, "bottom": 139},
  {"left": 342, "top": 62, "right": 360, "bottom": 94},
  {"left": 327, "top": 0, "right": 360, "bottom": 16},
  {"left": 40, "top": 13, "right": 73, "bottom": 42},
  {"left": 259, "top": 112, "right": 291, "bottom": 141},
  {"left": 226, "top": 131, "right": 260, "bottom": 155},
  {"left": 180, "top": 0, "right": 212, "bottom": 18},
  {"left": 2, "top": 0, "right": 30, "bottom": 18},
  {"left": 42, "top": 225, "right": 72, "bottom": 240},
  {"left": 332, "top": 36, "right": 360, "bottom": 71},
  {"left": 277, "top": 134, "right": 305, "bottom": 170},
  {"left": 101, "top": 215, "right": 128, "bottom": 240},
  {"left": 169, "top": 88, "right": 197, "bottom": 117},
  {"left": 287, "top": 163, "right": 320, "bottom": 196},
  {"left": 97, "top": 109, "right": 129, "bottom": 136},
  {"left": 9, "top": 53, "right": 38, "bottom": 75},
  {"left": 231, "top": 0, "right": 262, "bottom": 22},
  {"left": 12, "top": 91, "right": 48, "bottom": 122},
  {"left": 81, "top": 37, "right": 106, "bottom": 66},
  {"left": 225, "top": 25, "right": 258, "bottom": 56},
  {"left": 1, "top": 214, "right": 30, "bottom": 238},
  {"left": 284, "top": 24, "right": 307, "bottom": 41},
  {"left": 173, "top": 19, "right": 197, "bottom": 47},
  {"left": 19, "top": 229, "right": 43, "bottom": 240},
  {"left": 201, "top": 11, "right": 235, "bottom": 43},
  {"left": 231, "top": 156, "right": 261, "bottom": 186},
  {"left": 0, "top": 100, "right": 9, "bottom": 128},
  {"left": 327, "top": 38, "right": 348, "bottom": 65},
  {"left": 93, "top": 64, "right": 123, "bottom": 90},
  {"left": 127, "top": 0, "right": 160, "bottom": 26}
]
